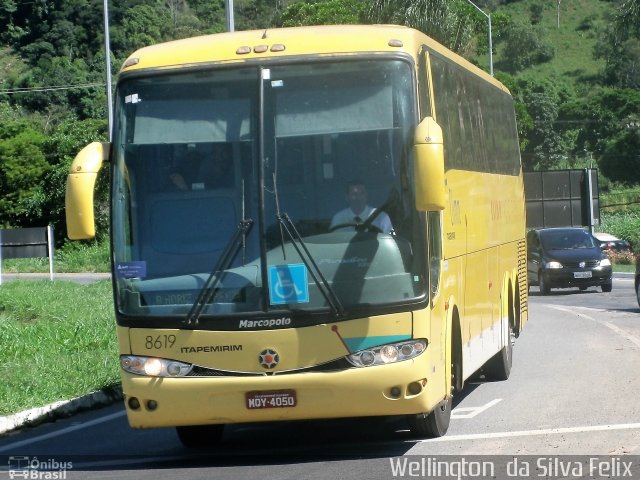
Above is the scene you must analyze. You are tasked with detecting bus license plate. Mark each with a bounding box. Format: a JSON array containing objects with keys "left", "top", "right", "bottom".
[
  {"left": 246, "top": 390, "right": 297, "bottom": 409},
  {"left": 574, "top": 271, "right": 592, "bottom": 278}
]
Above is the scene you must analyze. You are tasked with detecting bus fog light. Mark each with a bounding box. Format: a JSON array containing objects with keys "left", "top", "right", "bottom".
[
  {"left": 128, "top": 397, "right": 141, "bottom": 410},
  {"left": 146, "top": 400, "right": 158, "bottom": 411},
  {"left": 390, "top": 386, "right": 402, "bottom": 398},
  {"left": 408, "top": 382, "right": 422, "bottom": 395}
]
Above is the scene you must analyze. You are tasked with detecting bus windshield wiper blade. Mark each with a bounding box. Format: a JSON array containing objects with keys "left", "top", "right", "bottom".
[
  {"left": 277, "top": 212, "right": 344, "bottom": 318},
  {"left": 184, "top": 219, "right": 254, "bottom": 327}
]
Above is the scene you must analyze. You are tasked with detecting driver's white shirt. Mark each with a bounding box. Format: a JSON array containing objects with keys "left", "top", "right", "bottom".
[{"left": 330, "top": 205, "right": 393, "bottom": 234}]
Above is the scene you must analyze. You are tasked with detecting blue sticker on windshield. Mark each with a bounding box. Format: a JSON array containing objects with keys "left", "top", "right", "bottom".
[
  {"left": 116, "top": 261, "right": 147, "bottom": 279},
  {"left": 268, "top": 264, "right": 309, "bottom": 305}
]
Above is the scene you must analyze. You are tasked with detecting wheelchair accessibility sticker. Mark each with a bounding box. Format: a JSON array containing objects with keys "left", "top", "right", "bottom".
[{"left": 268, "top": 264, "right": 309, "bottom": 305}]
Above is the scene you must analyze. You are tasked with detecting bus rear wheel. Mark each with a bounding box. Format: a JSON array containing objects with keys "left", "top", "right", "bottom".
[
  {"left": 483, "top": 323, "right": 514, "bottom": 381},
  {"left": 176, "top": 424, "right": 224, "bottom": 448},
  {"left": 407, "top": 396, "right": 452, "bottom": 438}
]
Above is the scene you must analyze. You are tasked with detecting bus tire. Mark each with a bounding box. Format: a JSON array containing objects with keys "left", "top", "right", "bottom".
[
  {"left": 176, "top": 424, "right": 224, "bottom": 448},
  {"left": 483, "top": 322, "right": 513, "bottom": 381},
  {"left": 451, "top": 319, "right": 464, "bottom": 394},
  {"left": 407, "top": 396, "right": 452, "bottom": 438}
]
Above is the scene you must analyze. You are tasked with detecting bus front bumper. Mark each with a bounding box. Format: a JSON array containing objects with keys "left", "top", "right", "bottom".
[{"left": 121, "top": 359, "right": 444, "bottom": 428}]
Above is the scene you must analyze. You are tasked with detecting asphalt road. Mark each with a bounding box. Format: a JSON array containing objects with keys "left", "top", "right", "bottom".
[{"left": 1, "top": 274, "right": 639, "bottom": 479}]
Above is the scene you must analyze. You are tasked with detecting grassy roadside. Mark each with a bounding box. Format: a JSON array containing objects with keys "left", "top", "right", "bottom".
[{"left": 0, "top": 279, "right": 118, "bottom": 417}]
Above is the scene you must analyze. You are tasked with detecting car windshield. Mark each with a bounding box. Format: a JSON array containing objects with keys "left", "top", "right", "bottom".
[{"left": 540, "top": 230, "right": 597, "bottom": 250}]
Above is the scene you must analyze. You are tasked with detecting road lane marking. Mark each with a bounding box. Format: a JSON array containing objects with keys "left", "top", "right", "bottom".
[
  {"left": 416, "top": 422, "right": 640, "bottom": 443},
  {"left": 452, "top": 399, "right": 502, "bottom": 419},
  {"left": 0, "top": 410, "right": 126, "bottom": 453},
  {"left": 550, "top": 305, "right": 640, "bottom": 348}
]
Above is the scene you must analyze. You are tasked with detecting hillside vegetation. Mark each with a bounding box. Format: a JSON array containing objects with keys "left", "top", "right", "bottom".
[
  {"left": 0, "top": 0, "right": 638, "bottom": 241},
  {"left": 495, "top": 0, "right": 610, "bottom": 79}
]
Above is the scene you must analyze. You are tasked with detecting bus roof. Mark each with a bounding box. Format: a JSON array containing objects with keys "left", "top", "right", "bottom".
[{"left": 120, "top": 24, "right": 507, "bottom": 93}]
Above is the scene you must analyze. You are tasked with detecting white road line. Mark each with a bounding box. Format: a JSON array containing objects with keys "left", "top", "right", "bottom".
[
  {"left": 452, "top": 398, "right": 502, "bottom": 419},
  {"left": 550, "top": 305, "right": 640, "bottom": 348},
  {"left": 0, "top": 410, "right": 126, "bottom": 453},
  {"left": 416, "top": 422, "right": 640, "bottom": 443}
]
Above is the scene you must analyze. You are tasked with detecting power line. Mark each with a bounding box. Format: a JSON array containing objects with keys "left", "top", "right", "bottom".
[{"left": 0, "top": 83, "right": 105, "bottom": 95}]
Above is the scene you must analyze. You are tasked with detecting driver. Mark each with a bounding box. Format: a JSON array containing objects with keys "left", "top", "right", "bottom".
[{"left": 330, "top": 180, "right": 394, "bottom": 234}]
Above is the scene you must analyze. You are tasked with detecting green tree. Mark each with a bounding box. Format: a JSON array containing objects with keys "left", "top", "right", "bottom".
[
  {"left": 19, "top": 118, "right": 108, "bottom": 241},
  {"left": 600, "top": 129, "right": 640, "bottom": 185},
  {"left": 595, "top": 0, "right": 640, "bottom": 88},
  {"left": 560, "top": 87, "right": 640, "bottom": 164},
  {"left": 110, "top": 3, "right": 172, "bottom": 56},
  {"left": 280, "top": 0, "right": 367, "bottom": 26},
  {"left": 367, "top": 0, "right": 478, "bottom": 57},
  {"left": 511, "top": 75, "right": 575, "bottom": 171},
  {"left": 0, "top": 106, "right": 48, "bottom": 225},
  {"left": 499, "top": 19, "right": 554, "bottom": 73}
]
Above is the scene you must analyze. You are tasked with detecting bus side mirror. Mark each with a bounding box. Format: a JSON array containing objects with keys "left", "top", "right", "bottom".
[
  {"left": 413, "top": 117, "right": 445, "bottom": 211},
  {"left": 65, "top": 142, "right": 110, "bottom": 240}
]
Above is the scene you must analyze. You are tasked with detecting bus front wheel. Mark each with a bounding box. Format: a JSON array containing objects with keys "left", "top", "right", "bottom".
[
  {"left": 407, "top": 396, "right": 452, "bottom": 438},
  {"left": 176, "top": 424, "right": 224, "bottom": 448}
]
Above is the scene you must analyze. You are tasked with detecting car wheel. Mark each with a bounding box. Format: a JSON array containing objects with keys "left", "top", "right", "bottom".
[
  {"left": 538, "top": 271, "right": 550, "bottom": 295},
  {"left": 601, "top": 281, "right": 613, "bottom": 293}
]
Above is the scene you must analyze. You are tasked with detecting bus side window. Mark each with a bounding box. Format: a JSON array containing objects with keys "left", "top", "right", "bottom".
[{"left": 427, "top": 211, "right": 442, "bottom": 300}]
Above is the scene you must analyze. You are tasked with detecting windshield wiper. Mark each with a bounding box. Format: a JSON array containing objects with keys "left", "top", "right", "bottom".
[
  {"left": 277, "top": 212, "right": 344, "bottom": 318},
  {"left": 183, "top": 218, "right": 254, "bottom": 327}
]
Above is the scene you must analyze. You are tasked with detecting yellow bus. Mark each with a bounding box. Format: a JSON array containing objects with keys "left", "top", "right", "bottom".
[{"left": 66, "top": 24, "right": 528, "bottom": 446}]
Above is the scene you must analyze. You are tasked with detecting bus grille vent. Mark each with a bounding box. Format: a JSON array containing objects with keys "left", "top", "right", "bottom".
[
  {"left": 187, "top": 358, "right": 353, "bottom": 377},
  {"left": 517, "top": 238, "right": 528, "bottom": 318}
]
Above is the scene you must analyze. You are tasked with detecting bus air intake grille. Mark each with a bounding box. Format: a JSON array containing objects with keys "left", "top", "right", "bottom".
[
  {"left": 517, "top": 239, "right": 528, "bottom": 317},
  {"left": 186, "top": 358, "right": 353, "bottom": 377}
]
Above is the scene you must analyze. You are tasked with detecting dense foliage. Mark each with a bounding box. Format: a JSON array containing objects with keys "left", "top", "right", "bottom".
[{"left": 0, "top": 0, "right": 638, "bottom": 240}]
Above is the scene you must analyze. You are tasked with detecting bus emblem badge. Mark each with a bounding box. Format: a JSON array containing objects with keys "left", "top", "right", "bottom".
[{"left": 259, "top": 349, "right": 279, "bottom": 369}]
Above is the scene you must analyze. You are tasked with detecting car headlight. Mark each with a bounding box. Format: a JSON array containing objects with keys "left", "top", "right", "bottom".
[
  {"left": 120, "top": 355, "right": 193, "bottom": 377},
  {"left": 346, "top": 339, "right": 427, "bottom": 367},
  {"left": 545, "top": 261, "right": 563, "bottom": 269},
  {"left": 599, "top": 258, "right": 612, "bottom": 267}
]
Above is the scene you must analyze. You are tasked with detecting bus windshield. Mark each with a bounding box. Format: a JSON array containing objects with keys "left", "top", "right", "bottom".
[{"left": 111, "top": 58, "right": 426, "bottom": 324}]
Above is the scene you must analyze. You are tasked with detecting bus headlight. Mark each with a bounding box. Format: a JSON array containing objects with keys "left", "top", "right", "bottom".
[
  {"left": 346, "top": 339, "right": 427, "bottom": 367},
  {"left": 120, "top": 355, "right": 193, "bottom": 377}
]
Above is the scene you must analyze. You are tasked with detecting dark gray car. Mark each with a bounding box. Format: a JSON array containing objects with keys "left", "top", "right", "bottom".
[{"left": 527, "top": 227, "right": 613, "bottom": 295}]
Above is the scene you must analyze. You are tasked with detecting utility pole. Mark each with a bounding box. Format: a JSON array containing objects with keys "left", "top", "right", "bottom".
[
  {"left": 226, "top": 0, "right": 234, "bottom": 32},
  {"left": 464, "top": 0, "right": 493, "bottom": 76},
  {"left": 557, "top": 0, "right": 561, "bottom": 29},
  {"left": 103, "top": 0, "right": 113, "bottom": 141}
]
